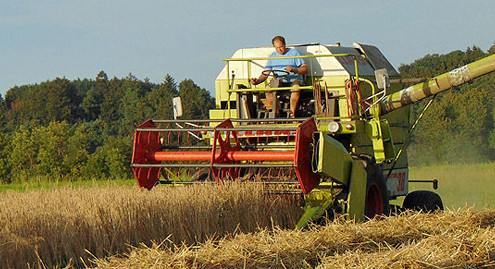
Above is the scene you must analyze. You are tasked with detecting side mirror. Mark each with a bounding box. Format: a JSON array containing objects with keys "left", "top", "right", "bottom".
[
  {"left": 374, "top": 68, "right": 390, "bottom": 90},
  {"left": 173, "top": 97, "right": 183, "bottom": 119}
]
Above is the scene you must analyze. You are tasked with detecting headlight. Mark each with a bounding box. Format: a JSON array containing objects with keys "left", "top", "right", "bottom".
[{"left": 327, "top": 121, "right": 340, "bottom": 133}]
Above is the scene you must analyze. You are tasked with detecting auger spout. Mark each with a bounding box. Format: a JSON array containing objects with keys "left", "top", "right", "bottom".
[{"left": 380, "top": 54, "right": 495, "bottom": 115}]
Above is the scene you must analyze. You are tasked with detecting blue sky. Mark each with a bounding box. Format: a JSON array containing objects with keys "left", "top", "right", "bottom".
[{"left": 1, "top": 0, "right": 494, "bottom": 96}]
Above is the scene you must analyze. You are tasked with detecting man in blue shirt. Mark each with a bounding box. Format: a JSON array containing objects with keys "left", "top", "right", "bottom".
[{"left": 250, "top": 36, "right": 308, "bottom": 118}]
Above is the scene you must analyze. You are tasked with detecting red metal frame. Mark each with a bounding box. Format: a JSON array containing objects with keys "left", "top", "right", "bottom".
[
  {"left": 131, "top": 118, "right": 321, "bottom": 193},
  {"left": 293, "top": 118, "right": 320, "bottom": 193},
  {"left": 210, "top": 119, "right": 241, "bottom": 182},
  {"left": 131, "top": 120, "right": 162, "bottom": 190}
]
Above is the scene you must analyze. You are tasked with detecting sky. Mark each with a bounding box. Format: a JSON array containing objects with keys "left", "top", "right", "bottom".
[{"left": 1, "top": 0, "right": 494, "bottom": 96}]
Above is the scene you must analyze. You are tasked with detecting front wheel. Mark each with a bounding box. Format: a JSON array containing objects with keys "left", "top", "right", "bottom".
[{"left": 364, "top": 160, "right": 390, "bottom": 219}]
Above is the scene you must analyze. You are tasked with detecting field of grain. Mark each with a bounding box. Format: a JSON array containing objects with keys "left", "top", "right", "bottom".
[
  {"left": 0, "top": 183, "right": 301, "bottom": 268},
  {"left": 95, "top": 208, "right": 495, "bottom": 268},
  {"left": 92, "top": 163, "right": 495, "bottom": 268},
  {"left": 1, "top": 163, "right": 495, "bottom": 268}
]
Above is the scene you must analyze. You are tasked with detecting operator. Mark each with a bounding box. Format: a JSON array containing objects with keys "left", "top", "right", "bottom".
[{"left": 250, "top": 36, "right": 308, "bottom": 118}]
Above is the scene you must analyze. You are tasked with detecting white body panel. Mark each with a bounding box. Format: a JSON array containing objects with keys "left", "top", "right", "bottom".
[
  {"left": 216, "top": 43, "right": 393, "bottom": 82},
  {"left": 385, "top": 168, "right": 409, "bottom": 197}
]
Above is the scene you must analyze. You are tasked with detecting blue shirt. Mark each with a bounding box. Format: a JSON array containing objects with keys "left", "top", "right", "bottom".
[{"left": 266, "top": 48, "right": 305, "bottom": 83}]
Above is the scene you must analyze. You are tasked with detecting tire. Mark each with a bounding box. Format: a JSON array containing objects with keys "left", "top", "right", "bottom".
[
  {"left": 365, "top": 164, "right": 390, "bottom": 218},
  {"left": 358, "top": 155, "right": 390, "bottom": 219},
  {"left": 403, "top": 190, "right": 443, "bottom": 212}
]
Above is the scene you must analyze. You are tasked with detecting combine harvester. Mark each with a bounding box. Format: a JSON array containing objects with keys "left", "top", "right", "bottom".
[{"left": 131, "top": 42, "right": 495, "bottom": 228}]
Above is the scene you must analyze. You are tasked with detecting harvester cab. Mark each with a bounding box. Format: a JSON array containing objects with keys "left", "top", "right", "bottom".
[{"left": 131, "top": 42, "right": 495, "bottom": 228}]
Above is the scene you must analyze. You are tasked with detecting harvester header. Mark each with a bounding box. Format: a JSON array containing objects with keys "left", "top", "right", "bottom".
[{"left": 131, "top": 41, "right": 495, "bottom": 227}]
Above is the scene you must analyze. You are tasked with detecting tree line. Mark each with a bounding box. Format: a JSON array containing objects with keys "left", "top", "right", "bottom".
[
  {"left": 403, "top": 44, "right": 495, "bottom": 166},
  {"left": 0, "top": 72, "right": 215, "bottom": 183},
  {"left": 0, "top": 44, "right": 494, "bottom": 183}
]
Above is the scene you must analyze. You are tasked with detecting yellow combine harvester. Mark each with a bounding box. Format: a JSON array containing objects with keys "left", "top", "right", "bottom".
[{"left": 131, "top": 42, "right": 495, "bottom": 228}]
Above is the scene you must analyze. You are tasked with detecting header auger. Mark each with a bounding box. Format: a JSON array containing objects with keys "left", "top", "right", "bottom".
[{"left": 131, "top": 42, "right": 495, "bottom": 228}]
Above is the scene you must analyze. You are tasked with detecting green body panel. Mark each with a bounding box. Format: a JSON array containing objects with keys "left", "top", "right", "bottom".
[
  {"left": 382, "top": 106, "right": 410, "bottom": 143},
  {"left": 315, "top": 132, "right": 353, "bottom": 185},
  {"left": 209, "top": 108, "right": 238, "bottom": 120},
  {"left": 296, "top": 189, "right": 334, "bottom": 229},
  {"left": 364, "top": 119, "right": 395, "bottom": 163},
  {"left": 215, "top": 80, "right": 237, "bottom": 106},
  {"left": 347, "top": 160, "right": 367, "bottom": 221},
  {"left": 302, "top": 132, "right": 369, "bottom": 226},
  {"left": 382, "top": 106, "right": 410, "bottom": 170}
]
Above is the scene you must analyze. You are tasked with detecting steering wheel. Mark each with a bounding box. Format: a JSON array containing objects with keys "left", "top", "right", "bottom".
[{"left": 262, "top": 69, "right": 290, "bottom": 78}]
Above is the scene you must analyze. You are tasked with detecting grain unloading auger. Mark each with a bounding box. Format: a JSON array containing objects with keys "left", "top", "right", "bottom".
[{"left": 131, "top": 42, "right": 495, "bottom": 229}]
